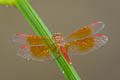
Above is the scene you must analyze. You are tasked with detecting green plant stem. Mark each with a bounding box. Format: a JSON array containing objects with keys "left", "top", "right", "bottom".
[
  {"left": 0, "top": 0, "right": 15, "bottom": 5},
  {"left": 0, "top": 0, "right": 81, "bottom": 80}
]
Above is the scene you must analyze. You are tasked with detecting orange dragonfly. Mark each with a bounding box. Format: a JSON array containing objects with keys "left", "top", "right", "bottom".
[{"left": 13, "top": 21, "right": 108, "bottom": 65}]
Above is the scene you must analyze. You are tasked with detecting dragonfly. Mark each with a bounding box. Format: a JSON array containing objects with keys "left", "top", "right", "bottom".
[{"left": 13, "top": 21, "right": 108, "bottom": 65}]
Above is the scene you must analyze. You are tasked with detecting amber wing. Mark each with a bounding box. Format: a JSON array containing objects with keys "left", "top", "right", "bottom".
[
  {"left": 13, "top": 33, "right": 53, "bottom": 61},
  {"left": 64, "top": 34, "right": 108, "bottom": 55},
  {"left": 13, "top": 33, "right": 51, "bottom": 45},
  {"left": 64, "top": 21, "right": 104, "bottom": 40}
]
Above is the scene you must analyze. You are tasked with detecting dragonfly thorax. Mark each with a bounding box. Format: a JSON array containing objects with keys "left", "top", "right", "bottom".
[{"left": 52, "top": 33, "right": 65, "bottom": 46}]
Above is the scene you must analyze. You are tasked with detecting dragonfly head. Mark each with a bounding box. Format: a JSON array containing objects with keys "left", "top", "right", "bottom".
[{"left": 52, "top": 33, "right": 64, "bottom": 45}]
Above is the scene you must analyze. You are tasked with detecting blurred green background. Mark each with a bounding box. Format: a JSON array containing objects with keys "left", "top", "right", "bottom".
[{"left": 0, "top": 0, "right": 119, "bottom": 80}]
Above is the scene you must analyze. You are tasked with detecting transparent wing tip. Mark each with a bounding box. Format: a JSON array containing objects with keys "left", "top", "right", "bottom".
[
  {"left": 95, "top": 34, "right": 108, "bottom": 48},
  {"left": 12, "top": 33, "right": 26, "bottom": 44},
  {"left": 89, "top": 21, "right": 105, "bottom": 34},
  {"left": 17, "top": 46, "right": 31, "bottom": 61},
  {"left": 15, "top": 33, "right": 24, "bottom": 35}
]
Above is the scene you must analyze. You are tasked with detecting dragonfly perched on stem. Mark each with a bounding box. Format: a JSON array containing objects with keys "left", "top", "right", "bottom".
[{"left": 13, "top": 21, "right": 108, "bottom": 65}]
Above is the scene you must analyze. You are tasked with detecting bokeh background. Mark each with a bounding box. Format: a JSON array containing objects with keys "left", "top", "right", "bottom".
[{"left": 0, "top": 0, "right": 119, "bottom": 80}]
